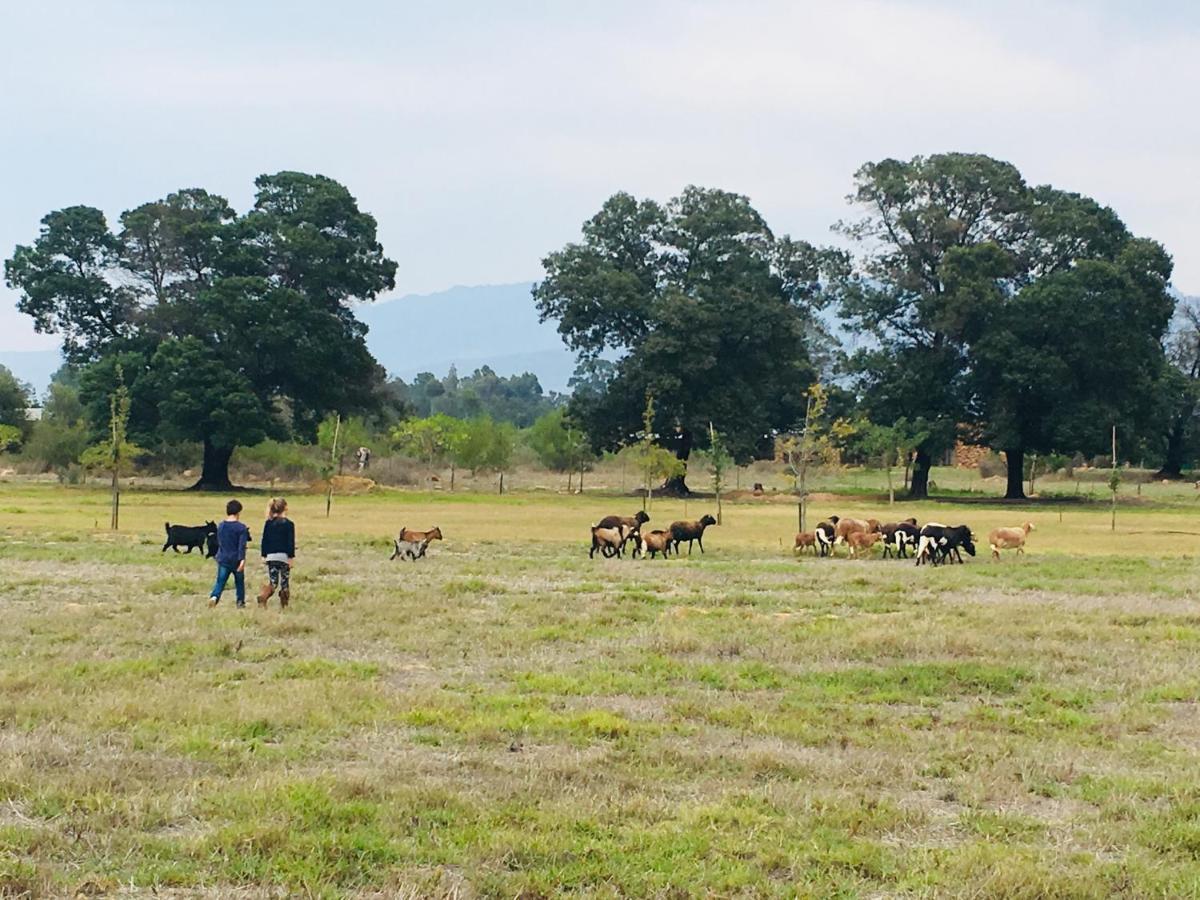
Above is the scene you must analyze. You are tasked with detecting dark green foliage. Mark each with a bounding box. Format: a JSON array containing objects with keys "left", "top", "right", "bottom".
[
  {"left": 0, "top": 364, "right": 33, "bottom": 434},
  {"left": 398, "top": 365, "right": 559, "bottom": 426},
  {"left": 837, "top": 153, "right": 1175, "bottom": 498},
  {"left": 4, "top": 174, "right": 396, "bottom": 489},
  {"left": 535, "top": 187, "right": 840, "bottom": 492}
]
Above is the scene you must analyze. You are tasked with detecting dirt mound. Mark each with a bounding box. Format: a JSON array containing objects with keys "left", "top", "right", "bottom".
[{"left": 309, "top": 475, "right": 378, "bottom": 494}]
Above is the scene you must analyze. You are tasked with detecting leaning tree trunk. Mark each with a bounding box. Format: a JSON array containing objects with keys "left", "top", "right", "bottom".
[
  {"left": 1003, "top": 447, "right": 1027, "bottom": 500},
  {"left": 190, "top": 438, "right": 236, "bottom": 491},
  {"left": 660, "top": 426, "right": 694, "bottom": 497},
  {"left": 1155, "top": 415, "right": 1190, "bottom": 479},
  {"left": 907, "top": 447, "right": 932, "bottom": 500}
]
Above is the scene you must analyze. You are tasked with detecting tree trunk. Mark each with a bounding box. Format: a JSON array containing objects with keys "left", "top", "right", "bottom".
[
  {"left": 907, "top": 448, "right": 932, "bottom": 499},
  {"left": 660, "top": 426, "right": 693, "bottom": 496},
  {"left": 1004, "top": 447, "right": 1027, "bottom": 500},
  {"left": 190, "top": 439, "right": 235, "bottom": 491},
  {"left": 1155, "top": 415, "right": 1189, "bottom": 479}
]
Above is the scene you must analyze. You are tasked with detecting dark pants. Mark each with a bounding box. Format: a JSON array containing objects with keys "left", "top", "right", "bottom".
[{"left": 211, "top": 563, "right": 245, "bottom": 606}]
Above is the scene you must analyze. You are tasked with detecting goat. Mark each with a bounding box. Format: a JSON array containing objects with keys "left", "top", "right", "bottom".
[
  {"left": 638, "top": 529, "right": 673, "bottom": 559},
  {"left": 814, "top": 516, "right": 839, "bottom": 557},
  {"left": 915, "top": 524, "right": 975, "bottom": 567},
  {"left": 590, "top": 523, "right": 637, "bottom": 558},
  {"left": 880, "top": 519, "right": 919, "bottom": 559},
  {"left": 390, "top": 525, "right": 443, "bottom": 561},
  {"left": 847, "top": 530, "right": 882, "bottom": 559},
  {"left": 163, "top": 520, "right": 217, "bottom": 555},
  {"left": 989, "top": 522, "right": 1034, "bottom": 560},
  {"left": 793, "top": 531, "right": 818, "bottom": 556},
  {"left": 669, "top": 514, "right": 718, "bottom": 556}
]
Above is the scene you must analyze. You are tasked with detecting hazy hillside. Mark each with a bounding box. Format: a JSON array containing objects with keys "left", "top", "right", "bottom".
[{"left": 357, "top": 282, "right": 579, "bottom": 392}]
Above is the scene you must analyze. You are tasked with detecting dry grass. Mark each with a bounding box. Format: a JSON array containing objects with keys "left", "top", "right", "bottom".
[{"left": 2, "top": 483, "right": 1200, "bottom": 897}]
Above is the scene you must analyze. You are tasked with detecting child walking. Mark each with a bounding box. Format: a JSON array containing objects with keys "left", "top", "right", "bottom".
[
  {"left": 209, "top": 499, "right": 251, "bottom": 608},
  {"left": 258, "top": 497, "right": 295, "bottom": 608}
]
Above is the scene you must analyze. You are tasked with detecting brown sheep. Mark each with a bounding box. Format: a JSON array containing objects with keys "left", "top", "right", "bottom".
[
  {"left": 638, "top": 530, "right": 673, "bottom": 559},
  {"left": 596, "top": 510, "right": 650, "bottom": 532},
  {"left": 669, "top": 515, "right": 718, "bottom": 556},
  {"left": 988, "top": 522, "right": 1034, "bottom": 560},
  {"left": 590, "top": 524, "right": 635, "bottom": 559}
]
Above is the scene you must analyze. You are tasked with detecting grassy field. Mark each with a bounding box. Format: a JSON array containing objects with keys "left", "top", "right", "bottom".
[{"left": 3, "top": 481, "right": 1200, "bottom": 897}]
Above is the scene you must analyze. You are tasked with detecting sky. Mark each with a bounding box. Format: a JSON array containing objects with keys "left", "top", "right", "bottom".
[{"left": 2, "top": 0, "right": 1198, "bottom": 351}]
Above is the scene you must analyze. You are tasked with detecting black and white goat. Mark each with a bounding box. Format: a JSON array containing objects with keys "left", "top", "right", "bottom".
[{"left": 914, "top": 523, "right": 976, "bottom": 567}]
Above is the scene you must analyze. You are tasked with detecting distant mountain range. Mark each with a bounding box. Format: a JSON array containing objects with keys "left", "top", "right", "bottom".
[{"left": 356, "top": 282, "right": 579, "bottom": 393}]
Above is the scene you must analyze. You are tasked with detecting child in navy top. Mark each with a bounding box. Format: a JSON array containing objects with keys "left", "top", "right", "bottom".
[{"left": 208, "top": 499, "right": 251, "bottom": 608}]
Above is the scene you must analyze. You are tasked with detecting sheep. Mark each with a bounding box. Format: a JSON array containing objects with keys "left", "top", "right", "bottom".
[
  {"left": 880, "top": 518, "right": 919, "bottom": 559},
  {"left": 831, "top": 517, "right": 881, "bottom": 556},
  {"left": 793, "top": 531, "right": 818, "bottom": 556},
  {"left": 669, "top": 514, "right": 718, "bottom": 556},
  {"left": 638, "top": 529, "right": 673, "bottom": 559},
  {"left": 589, "top": 522, "right": 639, "bottom": 559},
  {"left": 814, "top": 516, "right": 839, "bottom": 557},
  {"left": 847, "top": 530, "right": 882, "bottom": 559},
  {"left": 595, "top": 510, "right": 650, "bottom": 532},
  {"left": 915, "top": 524, "right": 975, "bottom": 567},
  {"left": 989, "top": 522, "right": 1034, "bottom": 560}
]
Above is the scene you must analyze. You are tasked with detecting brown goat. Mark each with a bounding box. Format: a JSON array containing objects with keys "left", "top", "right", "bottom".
[
  {"left": 638, "top": 530, "right": 673, "bottom": 559},
  {"left": 793, "top": 531, "right": 818, "bottom": 556},
  {"left": 988, "top": 522, "right": 1034, "bottom": 560},
  {"left": 847, "top": 531, "right": 882, "bottom": 559}
]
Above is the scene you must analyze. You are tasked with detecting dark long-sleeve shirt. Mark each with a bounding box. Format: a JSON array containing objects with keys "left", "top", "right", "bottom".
[
  {"left": 261, "top": 517, "right": 295, "bottom": 559},
  {"left": 214, "top": 520, "right": 251, "bottom": 567}
]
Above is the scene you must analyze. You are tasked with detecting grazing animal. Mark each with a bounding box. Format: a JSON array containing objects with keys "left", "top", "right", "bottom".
[
  {"left": 989, "top": 522, "right": 1034, "bottom": 560},
  {"left": 834, "top": 517, "right": 880, "bottom": 544},
  {"left": 847, "top": 530, "right": 882, "bottom": 558},
  {"left": 880, "top": 519, "right": 919, "bottom": 559},
  {"left": 814, "top": 516, "right": 839, "bottom": 557},
  {"left": 669, "top": 514, "right": 718, "bottom": 556},
  {"left": 595, "top": 510, "right": 650, "bottom": 533},
  {"left": 793, "top": 531, "right": 818, "bottom": 556},
  {"left": 915, "top": 524, "right": 975, "bottom": 566},
  {"left": 390, "top": 525, "right": 443, "bottom": 561},
  {"left": 639, "top": 529, "right": 673, "bottom": 559},
  {"left": 590, "top": 523, "right": 637, "bottom": 559},
  {"left": 163, "top": 521, "right": 217, "bottom": 554}
]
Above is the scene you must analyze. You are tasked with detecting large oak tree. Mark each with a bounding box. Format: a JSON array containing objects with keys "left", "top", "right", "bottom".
[
  {"left": 534, "top": 187, "right": 839, "bottom": 494},
  {"left": 5, "top": 174, "right": 395, "bottom": 489},
  {"left": 837, "top": 153, "right": 1174, "bottom": 499}
]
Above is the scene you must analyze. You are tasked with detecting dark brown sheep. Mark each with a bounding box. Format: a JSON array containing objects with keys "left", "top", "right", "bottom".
[{"left": 669, "top": 514, "right": 718, "bottom": 556}]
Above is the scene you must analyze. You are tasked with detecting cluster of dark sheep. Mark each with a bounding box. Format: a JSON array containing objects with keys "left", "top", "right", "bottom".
[
  {"left": 794, "top": 516, "right": 981, "bottom": 566},
  {"left": 589, "top": 511, "right": 717, "bottom": 560}
]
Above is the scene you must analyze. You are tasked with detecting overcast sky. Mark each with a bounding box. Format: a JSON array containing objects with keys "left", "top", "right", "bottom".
[{"left": 2, "top": 0, "right": 1197, "bottom": 351}]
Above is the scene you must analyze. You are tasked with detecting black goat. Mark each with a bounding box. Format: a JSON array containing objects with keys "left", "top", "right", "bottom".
[
  {"left": 163, "top": 521, "right": 217, "bottom": 555},
  {"left": 880, "top": 519, "right": 919, "bottom": 559},
  {"left": 815, "top": 516, "right": 839, "bottom": 557},
  {"left": 914, "top": 524, "right": 975, "bottom": 567}
]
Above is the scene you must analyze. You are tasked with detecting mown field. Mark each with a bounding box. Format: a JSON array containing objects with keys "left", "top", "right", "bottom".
[{"left": 2, "top": 482, "right": 1200, "bottom": 898}]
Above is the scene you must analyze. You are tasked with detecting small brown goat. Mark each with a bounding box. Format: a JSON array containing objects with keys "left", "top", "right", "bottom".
[
  {"left": 390, "top": 525, "right": 443, "bottom": 561},
  {"left": 669, "top": 514, "right": 718, "bottom": 556},
  {"left": 793, "top": 531, "right": 818, "bottom": 556},
  {"left": 988, "top": 522, "right": 1034, "bottom": 560},
  {"left": 847, "top": 530, "right": 882, "bottom": 559}
]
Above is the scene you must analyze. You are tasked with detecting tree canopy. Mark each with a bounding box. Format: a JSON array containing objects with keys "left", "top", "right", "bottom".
[
  {"left": 5, "top": 174, "right": 396, "bottom": 489},
  {"left": 534, "top": 186, "right": 841, "bottom": 493},
  {"left": 837, "top": 153, "right": 1174, "bottom": 498}
]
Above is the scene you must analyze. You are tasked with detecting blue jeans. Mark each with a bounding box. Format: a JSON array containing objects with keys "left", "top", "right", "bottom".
[{"left": 211, "top": 563, "right": 245, "bottom": 606}]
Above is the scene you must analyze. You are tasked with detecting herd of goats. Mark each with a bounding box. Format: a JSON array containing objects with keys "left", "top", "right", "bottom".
[{"left": 587, "top": 511, "right": 1036, "bottom": 566}]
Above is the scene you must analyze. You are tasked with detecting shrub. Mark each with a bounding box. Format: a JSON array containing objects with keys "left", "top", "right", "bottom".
[
  {"left": 233, "top": 440, "right": 323, "bottom": 482},
  {"left": 978, "top": 452, "right": 1006, "bottom": 478}
]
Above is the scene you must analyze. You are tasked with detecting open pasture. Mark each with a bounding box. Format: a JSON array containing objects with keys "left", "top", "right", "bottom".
[{"left": 3, "top": 484, "right": 1200, "bottom": 897}]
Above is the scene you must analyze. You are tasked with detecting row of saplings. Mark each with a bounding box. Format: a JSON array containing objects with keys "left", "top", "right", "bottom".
[
  {"left": 589, "top": 511, "right": 716, "bottom": 559},
  {"left": 795, "top": 516, "right": 1035, "bottom": 565}
]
